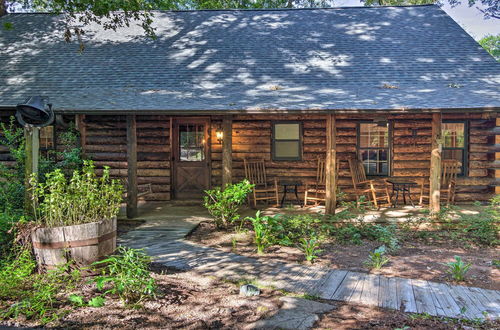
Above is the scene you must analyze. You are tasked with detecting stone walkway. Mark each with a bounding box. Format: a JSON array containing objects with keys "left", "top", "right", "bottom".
[{"left": 118, "top": 207, "right": 500, "bottom": 321}]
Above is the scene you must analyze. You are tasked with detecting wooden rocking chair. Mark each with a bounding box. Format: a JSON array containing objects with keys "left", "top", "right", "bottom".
[
  {"left": 419, "top": 159, "right": 460, "bottom": 206},
  {"left": 304, "top": 158, "right": 340, "bottom": 207},
  {"left": 243, "top": 159, "right": 279, "bottom": 208},
  {"left": 348, "top": 158, "right": 391, "bottom": 209}
]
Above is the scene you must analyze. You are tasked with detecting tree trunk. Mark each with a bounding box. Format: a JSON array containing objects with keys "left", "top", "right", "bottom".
[{"left": 0, "top": 0, "right": 6, "bottom": 17}]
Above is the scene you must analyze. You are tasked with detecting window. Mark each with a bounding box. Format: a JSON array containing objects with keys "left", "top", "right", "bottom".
[
  {"left": 179, "top": 124, "right": 205, "bottom": 161},
  {"left": 40, "top": 125, "right": 55, "bottom": 150},
  {"left": 357, "top": 122, "right": 390, "bottom": 176},
  {"left": 272, "top": 122, "right": 302, "bottom": 161},
  {"left": 442, "top": 122, "right": 467, "bottom": 176}
]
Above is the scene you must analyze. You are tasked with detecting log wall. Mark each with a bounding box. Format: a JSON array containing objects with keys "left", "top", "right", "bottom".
[
  {"left": 1, "top": 112, "right": 497, "bottom": 203},
  {"left": 84, "top": 115, "right": 171, "bottom": 201}
]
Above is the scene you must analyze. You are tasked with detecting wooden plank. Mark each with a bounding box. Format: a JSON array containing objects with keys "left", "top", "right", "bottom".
[
  {"left": 412, "top": 279, "right": 438, "bottom": 316},
  {"left": 428, "top": 281, "right": 461, "bottom": 318},
  {"left": 395, "top": 277, "right": 417, "bottom": 313},
  {"left": 347, "top": 273, "right": 367, "bottom": 304},
  {"left": 222, "top": 115, "right": 233, "bottom": 189},
  {"left": 24, "top": 127, "right": 39, "bottom": 214},
  {"left": 379, "top": 276, "right": 398, "bottom": 310},
  {"left": 447, "top": 284, "right": 485, "bottom": 320},
  {"left": 359, "top": 273, "right": 380, "bottom": 306},
  {"left": 429, "top": 112, "right": 442, "bottom": 214},
  {"left": 332, "top": 272, "right": 363, "bottom": 301},
  {"left": 466, "top": 286, "right": 500, "bottom": 318},
  {"left": 325, "top": 114, "right": 337, "bottom": 215},
  {"left": 316, "top": 270, "right": 348, "bottom": 299},
  {"left": 126, "top": 115, "right": 138, "bottom": 219}
]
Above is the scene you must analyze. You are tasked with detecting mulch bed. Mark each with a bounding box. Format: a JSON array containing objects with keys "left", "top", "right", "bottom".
[{"left": 187, "top": 221, "right": 500, "bottom": 291}]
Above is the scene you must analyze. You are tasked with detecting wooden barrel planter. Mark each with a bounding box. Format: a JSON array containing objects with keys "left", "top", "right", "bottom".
[{"left": 31, "top": 217, "right": 117, "bottom": 271}]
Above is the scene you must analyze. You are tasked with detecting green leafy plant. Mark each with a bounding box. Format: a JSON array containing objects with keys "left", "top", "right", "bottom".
[
  {"left": 92, "top": 246, "right": 155, "bottom": 305},
  {"left": 30, "top": 160, "right": 123, "bottom": 228},
  {"left": 0, "top": 249, "right": 81, "bottom": 324},
  {"left": 203, "top": 180, "right": 254, "bottom": 229},
  {"left": 298, "top": 236, "right": 322, "bottom": 263},
  {"left": 446, "top": 256, "right": 471, "bottom": 282},
  {"left": 364, "top": 246, "right": 390, "bottom": 270},
  {"left": 88, "top": 296, "right": 106, "bottom": 307},
  {"left": 246, "top": 211, "right": 278, "bottom": 254}
]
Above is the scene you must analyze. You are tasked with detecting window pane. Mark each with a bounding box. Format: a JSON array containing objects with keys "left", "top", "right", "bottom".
[
  {"left": 443, "top": 123, "right": 464, "bottom": 148},
  {"left": 359, "top": 123, "right": 388, "bottom": 148},
  {"left": 443, "top": 149, "right": 463, "bottom": 166},
  {"left": 179, "top": 124, "right": 205, "bottom": 161},
  {"left": 275, "top": 141, "right": 300, "bottom": 159},
  {"left": 40, "top": 126, "right": 54, "bottom": 149},
  {"left": 275, "top": 123, "right": 300, "bottom": 140},
  {"left": 361, "top": 149, "right": 388, "bottom": 175}
]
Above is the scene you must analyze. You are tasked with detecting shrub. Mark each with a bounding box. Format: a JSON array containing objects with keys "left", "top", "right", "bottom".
[
  {"left": 446, "top": 256, "right": 471, "bottom": 282},
  {"left": 203, "top": 180, "right": 254, "bottom": 229},
  {"left": 364, "top": 246, "right": 390, "bottom": 270},
  {"left": 30, "top": 160, "right": 123, "bottom": 228},
  {"left": 92, "top": 246, "right": 156, "bottom": 305}
]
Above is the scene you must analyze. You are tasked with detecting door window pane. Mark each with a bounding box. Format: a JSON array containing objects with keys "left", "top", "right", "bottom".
[
  {"left": 179, "top": 124, "right": 205, "bottom": 161},
  {"left": 40, "top": 126, "right": 54, "bottom": 149}
]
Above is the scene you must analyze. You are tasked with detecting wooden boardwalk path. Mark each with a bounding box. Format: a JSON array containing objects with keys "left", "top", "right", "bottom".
[{"left": 119, "top": 223, "right": 500, "bottom": 321}]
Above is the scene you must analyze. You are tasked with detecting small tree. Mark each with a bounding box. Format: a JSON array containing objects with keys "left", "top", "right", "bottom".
[{"left": 203, "top": 180, "right": 253, "bottom": 229}]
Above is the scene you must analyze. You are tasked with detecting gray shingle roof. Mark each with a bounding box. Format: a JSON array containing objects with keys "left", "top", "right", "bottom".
[{"left": 0, "top": 5, "right": 499, "bottom": 113}]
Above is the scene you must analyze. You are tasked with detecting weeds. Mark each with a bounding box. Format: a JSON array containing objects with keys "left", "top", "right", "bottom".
[
  {"left": 92, "top": 246, "right": 156, "bottom": 305},
  {"left": 446, "top": 256, "right": 471, "bottom": 282}
]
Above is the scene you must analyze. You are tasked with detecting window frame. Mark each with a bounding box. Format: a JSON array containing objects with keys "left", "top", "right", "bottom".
[
  {"left": 356, "top": 121, "right": 392, "bottom": 177},
  {"left": 271, "top": 121, "right": 303, "bottom": 161},
  {"left": 442, "top": 120, "right": 468, "bottom": 177}
]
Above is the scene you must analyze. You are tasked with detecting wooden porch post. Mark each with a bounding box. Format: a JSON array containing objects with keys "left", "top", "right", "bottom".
[
  {"left": 24, "top": 127, "right": 39, "bottom": 214},
  {"left": 127, "top": 115, "right": 138, "bottom": 219},
  {"left": 222, "top": 115, "right": 233, "bottom": 189},
  {"left": 429, "top": 112, "right": 442, "bottom": 214},
  {"left": 325, "top": 114, "right": 337, "bottom": 215}
]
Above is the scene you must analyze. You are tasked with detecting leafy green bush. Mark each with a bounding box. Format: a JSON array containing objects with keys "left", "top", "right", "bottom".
[
  {"left": 364, "top": 246, "right": 390, "bottom": 270},
  {"left": 0, "top": 118, "right": 25, "bottom": 212},
  {"left": 92, "top": 246, "right": 156, "bottom": 305},
  {"left": 30, "top": 160, "right": 123, "bottom": 228},
  {"left": 446, "top": 256, "right": 471, "bottom": 282},
  {"left": 203, "top": 180, "right": 254, "bottom": 229},
  {"left": 331, "top": 222, "right": 399, "bottom": 251}
]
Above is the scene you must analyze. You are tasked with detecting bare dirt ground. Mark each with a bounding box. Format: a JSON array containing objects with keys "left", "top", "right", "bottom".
[
  {"left": 313, "top": 302, "right": 500, "bottom": 330},
  {"left": 188, "top": 221, "right": 500, "bottom": 291}
]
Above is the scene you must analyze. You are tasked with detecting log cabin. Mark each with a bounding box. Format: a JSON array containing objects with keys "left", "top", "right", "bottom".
[{"left": 0, "top": 5, "right": 499, "bottom": 218}]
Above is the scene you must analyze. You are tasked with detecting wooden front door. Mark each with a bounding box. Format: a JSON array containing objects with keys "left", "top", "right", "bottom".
[{"left": 173, "top": 118, "right": 210, "bottom": 199}]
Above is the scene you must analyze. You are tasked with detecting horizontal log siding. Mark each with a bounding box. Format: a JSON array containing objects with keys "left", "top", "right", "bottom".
[
  {"left": 84, "top": 115, "right": 171, "bottom": 201},
  {"left": 210, "top": 113, "right": 496, "bottom": 203}
]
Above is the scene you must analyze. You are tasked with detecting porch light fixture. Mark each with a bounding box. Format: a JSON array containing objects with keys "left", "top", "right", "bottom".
[{"left": 216, "top": 126, "right": 224, "bottom": 144}]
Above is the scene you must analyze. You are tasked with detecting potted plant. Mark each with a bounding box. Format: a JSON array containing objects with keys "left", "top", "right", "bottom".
[{"left": 29, "top": 160, "right": 123, "bottom": 270}]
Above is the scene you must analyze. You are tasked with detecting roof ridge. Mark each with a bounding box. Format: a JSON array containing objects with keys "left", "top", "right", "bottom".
[{"left": 4, "top": 4, "right": 438, "bottom": 15}]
